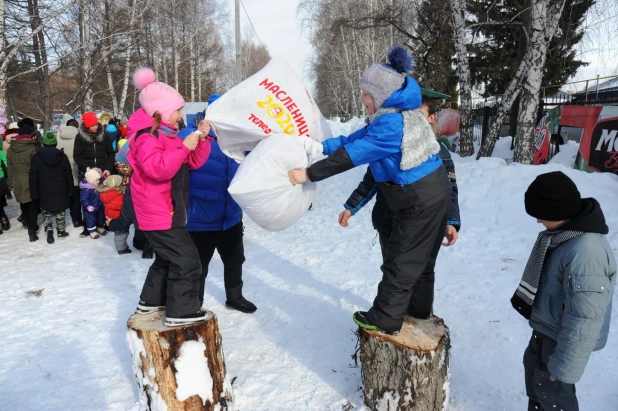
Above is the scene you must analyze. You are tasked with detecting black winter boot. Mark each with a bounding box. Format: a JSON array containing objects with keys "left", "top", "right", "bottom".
[
  {"left": 57, "top": 231, "right": 69, "bottom": 239},
  {"left": 47, "top": 230, "right": 55, "bottom": 244},
  {"left": 1, "top": 216, "right": 10, "bottom": 231},
  {"left": 79, "top": 227, "right": 89, "bottom": 238},
  {"left": 225, "top": 283, "right": 257, "bottom": 314},
  {"left": 28, "top": 229, "right": 39, "bottom": 242},
  {"left": 142, "top": 241, "right": 154, "bottom": 259}
]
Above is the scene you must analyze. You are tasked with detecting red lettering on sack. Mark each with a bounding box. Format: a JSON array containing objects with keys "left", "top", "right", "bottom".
[
  {"left": 281, "top": 96, "right": 293, "bottom": 106},
  {"left": 276, "top": 91, "right": 287, "bottom": 100},
  {"left": 287, "top": 102, "right": 297, "bottom": 112},
  {"left": 268, "top": 85, "right": 280, "bottom": 94},
  {"left": 259, "top": 78, "right": 274, "bottom": 89}
]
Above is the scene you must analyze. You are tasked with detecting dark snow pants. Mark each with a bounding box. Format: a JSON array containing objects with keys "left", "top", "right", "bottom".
[
  {"left": 84, "top": 207, "right": 105, "bottom": 232},
  {"left": 70, "top": 185, "right": 82, "bottom": 225},
  {"left": 367, "top": 166, "right": 451, "bottom": 333},
  {"left": 140, "top": 227, "right": 202, "bottom": 318},
  {"left": 524, "top": 331, "right": 579, "bottom": 411},
  {"left": 190, "top": 222, "right": 245, "bottom": 305},
  {"left": 20, "top": 200, "right": 39, "bottom": 230}
]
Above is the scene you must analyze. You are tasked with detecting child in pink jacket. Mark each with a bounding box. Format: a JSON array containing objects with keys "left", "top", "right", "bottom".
[{"left": 128, "top": 68, "right": 212, "bottom": 327}]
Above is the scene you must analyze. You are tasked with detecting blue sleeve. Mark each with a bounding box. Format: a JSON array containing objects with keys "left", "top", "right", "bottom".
[
  {"left": 439, "top": 143, "right": 461, "bottom": 229},
  {"left": 322, "top": 126, "right": 368, "bottom": 155},
  {"left": 343, "top": 114, "right": 403, "bottom": 166},
  {"left": 344, "top": 168, "right": 377, "bottom": 215}
]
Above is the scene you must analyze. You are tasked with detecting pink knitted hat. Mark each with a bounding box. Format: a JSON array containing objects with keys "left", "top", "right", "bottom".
[{"left": 133, "top": 68, "right": 185, "bottom": 123}]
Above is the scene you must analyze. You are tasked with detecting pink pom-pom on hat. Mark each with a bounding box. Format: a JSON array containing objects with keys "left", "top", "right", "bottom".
[
  {"left": 133, "top": 68, "right": 157, "bottom": 90},
  {"left": 133, "top": 67, "right": 185, "bottom": 123}
]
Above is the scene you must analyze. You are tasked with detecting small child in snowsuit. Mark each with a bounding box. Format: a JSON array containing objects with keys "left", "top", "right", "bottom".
[
  {"left": 80, "top": 167, "right": 107, "bottom": 239},
  {"left": 98, "top": 174, "right": 131, "bottom": 254},
  {"left": 513, "top": 171, "right": 616, "bottom": 410}
]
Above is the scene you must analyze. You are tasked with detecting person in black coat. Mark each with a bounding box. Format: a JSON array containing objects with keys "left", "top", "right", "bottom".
[
  {"left": 74, "top": 112, "right": 115, "bottom": 237},
  {"left": 30, "top": 132, "right": 73, "bottom": 243},
  {"left": 73, "top": 112, "right": 115, "bottom": 178}
]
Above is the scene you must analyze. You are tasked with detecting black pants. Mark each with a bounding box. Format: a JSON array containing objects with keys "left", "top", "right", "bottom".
[
  {"left": 70, "top": 185, "right": 82, "bottom": 224},
  {"left": 190, "top": 222, "right": 245, "bottom": 305},
  {"left": 524, "top": 331, "right": 578, "bottom": 411},
  {"left": 140, "top": 227, "right": 202, "bottom": 318},
  {"left": 20, "top": 201, "right": 39, "bottom": 230},
  {"left": 367, "top": 167, "right": 451, "bottom": 333}
]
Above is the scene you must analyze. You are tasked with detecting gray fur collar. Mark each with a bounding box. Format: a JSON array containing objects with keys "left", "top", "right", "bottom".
[
  {"left": 366, "top": 108, "right": 440, "bottom": 171},
  {"left": 78, "top": 123, "right": 104, "bottom": 143}
]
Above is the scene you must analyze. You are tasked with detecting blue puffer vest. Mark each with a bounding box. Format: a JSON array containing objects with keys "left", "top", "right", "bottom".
[{"left": 179, "top": 121, "right": 242, "bottom": 231}]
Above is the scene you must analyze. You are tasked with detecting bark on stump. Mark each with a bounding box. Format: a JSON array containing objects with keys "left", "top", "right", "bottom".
[
  {"left": 358, "top": 315, "right": 450, "bottom": 410},
  {"left": 127, "top": 310, "right": 233, "bottom": 410}
]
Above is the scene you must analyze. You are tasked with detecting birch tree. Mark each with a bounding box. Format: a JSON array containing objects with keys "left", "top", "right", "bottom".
[{"left": 449, "top": 0, "right": 474, "bottom": 156}]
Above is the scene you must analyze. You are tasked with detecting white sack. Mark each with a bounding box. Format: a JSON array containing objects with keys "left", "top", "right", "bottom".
[
  {"left": 228, "top": 135, "right": 323, "bottom": 231},
  {"left": 206, "top": 58, "right": 332, "bottom": 163}
]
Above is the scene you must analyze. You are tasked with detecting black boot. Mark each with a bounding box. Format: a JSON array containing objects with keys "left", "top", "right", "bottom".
[
  {"left": 47, "top": 230, "right": 55, "bottom": 244},
  {"left": 79, "top": 227, "right": 89, "bottom": 238},
  {"left": 28, "top": 229, "right": 39, "bottom": 242},
  {"left": 57, "top": 231, "right": 69, "bottom": 239},
  {"left": 1, "top": 216, "right": 10, "bottom": 231},
  {"left": 225, "top": 283, "right": 257, "bottom": 314},
  {"left": 142, "top": 241, "right": 154, "bottom": 259}
]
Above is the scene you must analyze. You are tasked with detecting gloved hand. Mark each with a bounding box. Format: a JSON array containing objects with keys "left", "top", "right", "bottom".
[
  {"left": 102, "top": 170, "right": 110, "bottom": 179},
  {"left": 87, "top": 205, "right": 95, "bottom": 212}
]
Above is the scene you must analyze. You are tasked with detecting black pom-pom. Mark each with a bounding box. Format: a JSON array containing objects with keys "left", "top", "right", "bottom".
[{"left": 387, "top": 46, "right": 413, "bottom": 74}]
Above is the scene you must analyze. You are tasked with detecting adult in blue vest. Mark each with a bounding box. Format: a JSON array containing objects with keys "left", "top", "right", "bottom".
[{"left": 180, "top": 94, "right": 257, "bottom": 313}]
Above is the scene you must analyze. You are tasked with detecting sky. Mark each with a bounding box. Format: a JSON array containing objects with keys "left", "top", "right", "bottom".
[
  {"left": 231, "top": 0, "right": 314, "bottom": 89},
  {"left": 232, "top": 0, "right": 618, "bottom": 95}
]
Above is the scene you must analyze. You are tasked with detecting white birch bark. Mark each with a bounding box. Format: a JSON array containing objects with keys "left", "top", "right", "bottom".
[
  {"left": 513, "top": 0, "right": 566, "bottom": 164},
  {"left": 80, "top": 0, "right": 93, "bottom": 111},
  {"left": 450, "top": 0, "right": 474, "bottom": 157}
]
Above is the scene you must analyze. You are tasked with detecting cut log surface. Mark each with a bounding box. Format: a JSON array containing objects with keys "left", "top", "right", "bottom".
[
  {"left": 359, "top": 315, "right": 450, "bottom": 411},
  {"left": 127, "top": 311, "right": 233, "bottom": 411}
]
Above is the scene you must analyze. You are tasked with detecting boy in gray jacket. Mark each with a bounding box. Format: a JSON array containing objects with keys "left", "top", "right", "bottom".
[{"left": 512, "top": 171, "right": 616, "bottom": 410}]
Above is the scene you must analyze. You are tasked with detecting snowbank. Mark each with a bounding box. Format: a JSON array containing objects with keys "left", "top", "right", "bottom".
[
  {"left": 549, "top": 141, "right": 580, "bottom": 168},
  {"left": 1, "top": 117, "right": 616, "bottom": 410}
]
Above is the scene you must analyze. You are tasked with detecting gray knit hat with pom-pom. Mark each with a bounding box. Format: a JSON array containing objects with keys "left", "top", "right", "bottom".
[{"left": 359, "top": 46, "right": 413, "bottom": 110}]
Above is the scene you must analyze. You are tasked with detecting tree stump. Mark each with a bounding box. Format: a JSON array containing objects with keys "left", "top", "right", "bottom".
[
  {"left": 127, "top": 310, "right": 233, "bottom": 410},
  {"left": 358, "top": 315, "right": 450, "bottom": 411}
]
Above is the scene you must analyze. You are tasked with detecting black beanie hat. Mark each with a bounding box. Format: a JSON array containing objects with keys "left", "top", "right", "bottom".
[
  {"left": 525, "top": 171, "right": 582, "bottom": 221},
  {"left": 17, "top": 121, "right": 35, "bottom": 136}
]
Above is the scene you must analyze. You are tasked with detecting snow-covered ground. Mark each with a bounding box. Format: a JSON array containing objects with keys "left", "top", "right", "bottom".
[{"left": 1, "top": 120, "right": 617, "bottom": 410}]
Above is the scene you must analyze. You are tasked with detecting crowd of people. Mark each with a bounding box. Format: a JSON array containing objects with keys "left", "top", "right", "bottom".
[{"left": 0, "top": 45, "right": 615, "bottom": 410}]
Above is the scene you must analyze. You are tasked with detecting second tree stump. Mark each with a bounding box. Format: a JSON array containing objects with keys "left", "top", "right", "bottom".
[
  {"left": 127, "top": 310, "right": 233, "bottom": 410},
  {"left": 358, "top": 315, "right": 450, "bottom": 410}
]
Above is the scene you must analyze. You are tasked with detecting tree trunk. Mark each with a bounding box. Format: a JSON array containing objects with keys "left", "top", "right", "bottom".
[
  {"left": 450, "top": 0, "right": 474, "bottom": 157},
  {"left": 190, "top": 34, "right": 195, "bottom": 102},
  {"left": 27, "top": 0, "right": 51, "bottom": 130},
  {"left": 117, "top": 1, "right": 137, "bottom": 119},
  {"left": 513, "top": 1, "right": 549, "bottom": 164},
  {"left": 359, "top": 315, "right": 450, "bottom": 410},
  {"left": 127, "top": 310, "right": 234, "bottom": 410},
  {"left": 79, "top": 0, "right": 93, "bottom": 112}
]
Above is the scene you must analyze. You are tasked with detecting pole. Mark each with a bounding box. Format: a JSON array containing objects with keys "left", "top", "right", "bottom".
[
  {"left": 235, "top": 0, "right": 242, "bottom": 85},
  {"left": 595, "top": 74, "right": 600, "bottom": 101}
]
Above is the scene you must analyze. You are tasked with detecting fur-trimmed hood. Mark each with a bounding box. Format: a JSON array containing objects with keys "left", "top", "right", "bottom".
[{"left": 78, "top": 122, "right": 105, "bottom": 143}]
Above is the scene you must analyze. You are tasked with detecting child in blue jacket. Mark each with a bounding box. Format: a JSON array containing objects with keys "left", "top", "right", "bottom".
[{"left": 288, "top": 46, "right": 451, "bottom": 335}]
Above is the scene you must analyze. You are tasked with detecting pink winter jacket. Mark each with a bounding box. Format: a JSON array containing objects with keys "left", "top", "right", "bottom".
[{"left": 127, "top": 109, "right": 210, "bottom": 231}]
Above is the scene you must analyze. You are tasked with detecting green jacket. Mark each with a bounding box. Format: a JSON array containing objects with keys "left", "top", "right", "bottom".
[
  {"left": 0, "top": 150, "right": 7, "bottom": 179},
  {"left": 7, "top": 137, "right": 37, "bottom": 203}
]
